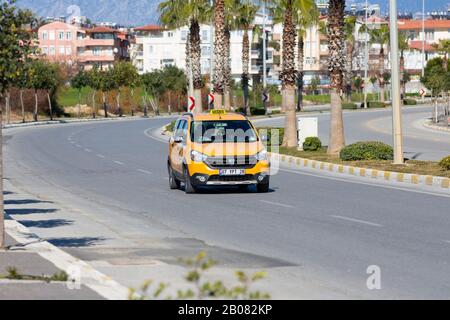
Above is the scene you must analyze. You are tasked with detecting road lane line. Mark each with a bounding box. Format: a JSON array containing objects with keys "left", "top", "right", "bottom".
[
  {"left": 75, "top": 144, "right": 82, "bottom": 148},
  {"left": 330, "top": 215, "right": 383, "bottom": 227},
  {"left": 96, "top": 154, "right": 105, "bottom": 158},
  {"left": 260, "top": 200, "right": 294, "bottom": 208},
  {"left": 113, "top": 160, "right": 124, "bottom": 165},
  {"left": 84, "top": 148, "right": 92, "bottom": 153},
  {"left": 138, "top": 169, "right": 152, "bottom": 175}
]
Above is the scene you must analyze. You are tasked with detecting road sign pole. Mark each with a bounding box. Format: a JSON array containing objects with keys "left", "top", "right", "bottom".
[{"left": 389, "top": 0, "right": 404, "bottom": 164}]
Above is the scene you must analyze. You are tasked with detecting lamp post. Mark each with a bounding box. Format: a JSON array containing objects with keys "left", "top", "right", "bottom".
[
  {"left": 389, "top": 0, "right": 404, "bottom": 164},
  {"left": 363, "top": 0, "right": 369, "bottom": 108},
  {"left": 262, "top": 0, "right": 268, "bottom": 114}
]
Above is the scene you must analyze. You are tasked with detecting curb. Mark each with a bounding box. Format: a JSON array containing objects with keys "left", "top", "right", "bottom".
[
  {"left": 423, "top": 120, "right": 450, "bottom": 133},
  {"left": 5, "top": 219, "right": 130, "bottom": 300},
  {"left": 270, "top": 152, "right": 450, "bottom": 191}
]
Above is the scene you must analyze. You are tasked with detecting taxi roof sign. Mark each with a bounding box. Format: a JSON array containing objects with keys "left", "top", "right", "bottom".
[{"left": 209, "top": 109, "right": 227, "bottom": 115}]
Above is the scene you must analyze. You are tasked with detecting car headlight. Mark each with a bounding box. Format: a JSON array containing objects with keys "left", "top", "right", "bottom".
[
  {"left": 190, "top": 150, "right": 208, "bottom": 162},
  {"left": 255, "top": 149, "right": 268, "bottom": 161}
]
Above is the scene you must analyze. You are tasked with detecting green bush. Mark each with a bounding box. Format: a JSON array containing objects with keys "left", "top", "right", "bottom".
[
  {"left": 166, "top": 120, "right": 176, "bottom": 133},
  {"left": 257, "top": 127, "right": 284, "bottom": 147},
  {"left": 303, "top": 137, "right": 322, "bottom": 151},
  {"left": 439, "top": 156, "right": 450, "bottom": 170},
  {"left": 250, "top": 107, "right": 266, "bottom": 116},
  {"left": 342, "top": 102, "right": 358, "bottom": 110},
  {"left": 340, "top": 141, "right": 394, "bottom": 161},
  {"left": 368, "top": 101, "right": 386, "bottom": 108},
  {"left": 403, "top": 98, "right": 417, "bottom": 105}
]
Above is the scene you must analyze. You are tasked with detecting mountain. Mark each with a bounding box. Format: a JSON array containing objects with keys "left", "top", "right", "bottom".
[
  {"left": 16, "top": 0, "right": 162, "bottom": 26},
  {"left": 16, "top": 0, "right": 450, "bottom": 27}
]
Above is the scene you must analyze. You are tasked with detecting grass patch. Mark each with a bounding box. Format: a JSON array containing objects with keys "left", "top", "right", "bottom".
[
  {"left": 0, "top": 266, "right": 69, "bottom": 283},
  {"left": 272, "top": 146, "right": 450, "bottom": 178}
]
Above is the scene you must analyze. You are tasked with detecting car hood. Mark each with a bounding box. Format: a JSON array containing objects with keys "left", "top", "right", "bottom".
[{"left": 192, "top": 141, "right": 264, "bottom": 157}]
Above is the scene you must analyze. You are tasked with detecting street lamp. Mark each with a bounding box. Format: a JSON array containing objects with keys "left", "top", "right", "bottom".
[{"left": 389, "top": 0, "right": 404, "bottom": 164}]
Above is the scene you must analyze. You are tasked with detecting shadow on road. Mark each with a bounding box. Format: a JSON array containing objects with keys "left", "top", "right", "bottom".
[
  {"left": 5, "top": 208, "right": 58, "bottom": 215},
  {"left": 46, "top": 237, "right": 106, "bottom": 248},
  {"left": 5, "top": 199, "right": 54, "bottom": 205},
  {"left": 18, "top": 219, "right": 74, "bottom": 229}
]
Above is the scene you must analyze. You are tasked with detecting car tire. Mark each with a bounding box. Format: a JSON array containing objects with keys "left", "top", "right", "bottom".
[
  {"left": 237, "top": 185, "right": 248, "bottom": 192},
  {"left": 168, "top": 164, "right": 181, "bottom": 190},
  {"left": 184, "top": 166, "right": 196, "bottom": 194},
  {"left": 256, "top": 182, "right": 269, "bottom": 193}
]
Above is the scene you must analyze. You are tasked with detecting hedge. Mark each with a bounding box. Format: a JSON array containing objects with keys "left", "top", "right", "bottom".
[
  {"left": 403, "top": 99, "right": 417, "bottom": 105},
  {"left": 439, "top": 156, "right": 450, "bottom": 170},
  {"left": 340, "top": 141, "right": 394, "bottom": 161},
  {"left": 257, "top": 127, "right": 284, "bottom": 147},
  {"left": 342, "top": 102, "right": 358, "bottom": 110},
  {"left": 303, "top": 137, "right": 322, "bottom": 151}
]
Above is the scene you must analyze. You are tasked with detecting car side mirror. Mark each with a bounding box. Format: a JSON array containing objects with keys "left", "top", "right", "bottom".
[{"left": 173, "top": 136, "right": 183, "bottom": 143}]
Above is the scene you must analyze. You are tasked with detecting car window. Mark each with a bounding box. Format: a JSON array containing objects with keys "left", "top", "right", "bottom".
[{"left": 190, "top": 120, "right": 258, "bottom": 143}]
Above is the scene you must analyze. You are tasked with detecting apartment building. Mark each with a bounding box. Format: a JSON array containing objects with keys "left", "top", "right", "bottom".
[
  {"left": 131, "top": 23, "right": 258, "bottom": 84},
  {"left": 38, "top": 21, "right": 130, "bottom": 70}
]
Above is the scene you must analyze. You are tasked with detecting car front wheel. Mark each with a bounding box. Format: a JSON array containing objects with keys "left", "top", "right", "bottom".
[
  {"left": 184, "top": 166, "right": 196, "bottom": 194},
  {"left": 168, "top": 164, "right": 181, "bottom": 190}
]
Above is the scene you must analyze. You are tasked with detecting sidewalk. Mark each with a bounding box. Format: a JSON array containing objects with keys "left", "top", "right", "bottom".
[{"left": 0, "top": 232, "right": 103, "bottom": 300}]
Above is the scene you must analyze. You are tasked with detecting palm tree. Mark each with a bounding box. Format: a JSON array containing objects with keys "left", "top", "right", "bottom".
[
  {"left": 367, "top": 24, "right": 390, "bottom": 103},
  {"left": 270, "top": 0, "right": 316, "bottom": 147},
  {"left": 223, "top": 0, "right": 237, "bottom": 110},
  {"left": 432, "top": 39, "right": 450, "bottom": 71},
  {"left": 326, "top": 0, "right": 346, "bottom": 155},
  {"left": 234, "top": 0, "right": 258, "bottom": 115},
  {"left": 344, "top": 16, "right": 356, "bottom": 101},
  {"left": 159, "top": 0, "right": 211, "bottom": 113},
  {"left": 398, "top": 31, "right": 409, "bottom": 100},
  {"left": 213, "top": 0, "right": 226, "bottom": 108}
]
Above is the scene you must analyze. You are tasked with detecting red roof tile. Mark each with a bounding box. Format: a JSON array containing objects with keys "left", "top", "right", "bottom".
[
  {"left": 87, "top": 26, "right": 117, "bottom": 33},
  {"left": 134, "top": 24, "right": 163, "bottom": 31},
  {"left": 398, "top": 19, "right": 450, "bottom": 30},
  {"left": 409, "top": 40, "right": 436, "bottom": 51}
]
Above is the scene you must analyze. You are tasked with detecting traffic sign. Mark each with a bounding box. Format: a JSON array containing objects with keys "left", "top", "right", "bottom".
[
  {"left": 208, "top": 93, "right": 215, "bottom": 107},
  {"left": 262, "top": 92, "right": 269, "bottom": 103},
  {"left": 189, "top": 96, "right": 195, "bottom": 111},
  {"left": 419, "top": 88, "right": 426, "bottom": 97}
]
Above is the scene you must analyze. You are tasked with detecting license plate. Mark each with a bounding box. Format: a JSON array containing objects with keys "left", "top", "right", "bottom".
[{"left": 219, "top": 169, "right": 245, "bottom": 176}]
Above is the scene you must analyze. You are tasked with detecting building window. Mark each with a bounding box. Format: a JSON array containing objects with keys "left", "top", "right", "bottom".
[
  {"left": 41, "top": 46, "right": 48, "bottom": 54},
  {"left": 93, "top": 47, "right": 102, "bottom": 55},
  {"left": 42, "top": 32, "right": 48, "bottom": 40},
  {"left": 201, "top": 46, "right": 210, "bottom": 55},
  {"left": 161, "top": 59, "right": 175, "bottom": 67},
  {"left": 424, "top": 29, "right": 434, "bottom": 41},
  {"left": 49, "top": 46, "right": 55, "bottom": 55},
  {"left": 201, "top": 30, "right": 208, "bottom": 41},
  {"left": 59, "top": 46, "right": 65, "bottom": 55},
  {"left": 58, "top": 31, "right": 64, "bottom": 40},
  {"left": 49, "top": 31, "right": 55, "bottom": 40},
  {"left": 181, "top": 30, "right": 188, "bottom": 41},
  {"left": 167, "top": 31, "right": 174, "bottom": 38},
  {"left": 66, "top": 32, "right": 72, "bottom": 40},
  {"left": 66, "top": 46, "right": 72, "bottom": 55}
]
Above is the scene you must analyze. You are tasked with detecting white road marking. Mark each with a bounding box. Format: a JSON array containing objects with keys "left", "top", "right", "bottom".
[
  {"left": 443, "top": 240, "right": 450, "bottom": 244},
  {"left": 96, "top": 154, "right": 105, "bottom": 158},
  {"left": 70, "top": 141, "right": 75, "bottom": 144},
  {"left": 113, "top": 160, "right": 124, "bottom": 165},
  {"left": 84, "top": 148, "right": 92, "bottom": 153},
  {"left": 138, "top": 169, "right": 152, "bottom": 175},
  {"left": 330, "top": 215, "right": 383, "bottom": 227},
  {"left": 75, "top": 144, "right": 82, "bottom": 148},
  {"left": 260, "top": 200, "right": 294, "bottom": 208}
]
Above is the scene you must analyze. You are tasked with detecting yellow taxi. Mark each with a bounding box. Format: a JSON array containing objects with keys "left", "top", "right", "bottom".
[{"left": 167, "top": 110, "right": 270, "bottom": 193}]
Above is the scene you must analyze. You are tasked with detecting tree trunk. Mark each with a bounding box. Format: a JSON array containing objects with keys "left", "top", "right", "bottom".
[
  {"left": 103, "top": 92, "right": 108, "bottom": 118},
  {"left": 78, "top": 90, "right": 81, "bottom": 118},
  {"left": 327, "top": 0, "right": 346, "bottom": 155},
  {"left": 280, "top": 2, "right": 297, "bottom": 146},
  {"left": 0, "top": 96, "right": 4, "bottom": 249},
  {"left": 379, "top": 49, "right": 385, "bottom": 103},
  {"left": 92, "top": 91, "right": 96, "bottom": 118},
  {"left": 213, "top": 0, "right": 226, "bottom": 108},
  {"left": 345, "top": 41, "right": 354, "bottom": 101},
  {"left": 143, "top": 91, "right": 148, "bottom": 117},
  {"left": 242, "top": 30, "right": 250, "bottom": 115},
  {"left": 297, "top": 35, "right": 304, "bottom": 111},
  {"left": 47, "top": 91, "right": 53, "bottom": 121},
  {"left": 20, "top": 89, "right": 25, "bottom": 123},
  {"left": 223, "top": 27, "right": 231, "bottom": 110},
  {"left": 5, "top": 91, "right": 11, "bottom": 125},
  {"left": 131, "top": 88, "right": 135, "bottom": 116},
  {"left": 400, "top": 53, "right": 405, "bottom": 101},
  {"left": 168, "top": 91, "right": 171, "bottom": 115},
  {"left": 116, "top": 90, "right": 122, "bottom": 117},
  {"left": 190, "top": 19, "right": 203, "bottom": 112},
  {"left": 282, "top": 85, "right": 298, "bottom": 147},
  {"left": 34, "top": 90, "right": 38, "bottom": 122},
  {"left": 328, "top": 89, "right": 345, "bottom": 154}
]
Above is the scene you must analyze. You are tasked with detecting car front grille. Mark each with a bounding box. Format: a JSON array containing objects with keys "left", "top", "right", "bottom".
[{"left": 205, "top": 155, "right": 257, "bottom": 169}]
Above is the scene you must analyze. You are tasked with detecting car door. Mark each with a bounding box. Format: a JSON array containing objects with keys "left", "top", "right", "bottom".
[
  {"left": 169, "top": 119, "right": 182, "bottom": 173},
  {"left": 170, "top": 119, "right": 187, "bottom": 175}
]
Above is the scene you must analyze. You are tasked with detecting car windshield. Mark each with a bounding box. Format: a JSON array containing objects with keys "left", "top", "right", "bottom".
[{"left": 190, "top": 120, "right": 258, "bottom": 144}]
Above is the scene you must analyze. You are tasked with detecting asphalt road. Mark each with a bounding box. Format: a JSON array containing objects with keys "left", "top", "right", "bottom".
[
  {"left": 258, "top": 105, "right": 450, "bottom": 161},
  {"left": 3, "top": 108, "right": 450, "bottom": 299}
]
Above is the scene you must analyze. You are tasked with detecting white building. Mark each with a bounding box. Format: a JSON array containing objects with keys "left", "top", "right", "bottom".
[{"left": 131, "top": 24, "right": 257, "bottom": 83}]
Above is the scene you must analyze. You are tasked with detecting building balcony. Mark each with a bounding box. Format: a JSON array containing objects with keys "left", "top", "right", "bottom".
[
  {"left": 77, "top": 39, "right": 115, "bottom": 47},
  {"left": 78, "top": 55, "right": 115, "bottom": 63}
]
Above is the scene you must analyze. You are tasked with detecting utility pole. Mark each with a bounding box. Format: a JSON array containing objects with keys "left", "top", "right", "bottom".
[
  {"left": 363, "top": 0, "right": 369, "bottom": 108},
  {"left": 262, "top": 0, "right": 268, "bottom": 114},
  {"left": 389, "top": 0, "right": 404, "bottom": 164},
  {"left": 209, "top": 0, "right": 215, "bottom": 109},
  {"left": 421, "top": 0, "right": 425, "bottom": 77}
]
